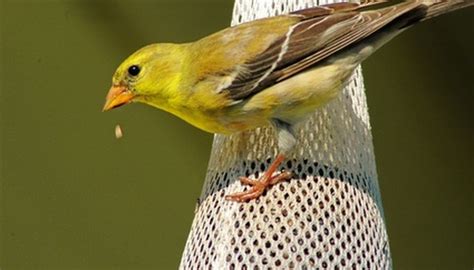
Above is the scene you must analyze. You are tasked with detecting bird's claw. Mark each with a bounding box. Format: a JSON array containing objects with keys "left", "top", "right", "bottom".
[{"left": 225, "top": 171, "right": 292, "bottom": 202}]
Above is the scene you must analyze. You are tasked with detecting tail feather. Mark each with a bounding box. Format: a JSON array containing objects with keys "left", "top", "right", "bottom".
[
  {"left": 340, "top": 0, "right": 472, "bottom": 63},
  {"left": 420, "top": 0, "right": 474, "bottom": 21}
]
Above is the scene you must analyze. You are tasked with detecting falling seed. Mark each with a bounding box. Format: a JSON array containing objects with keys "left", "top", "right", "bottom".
[{"left": 115, "top": 124, "right": 123, "bottom": 139}]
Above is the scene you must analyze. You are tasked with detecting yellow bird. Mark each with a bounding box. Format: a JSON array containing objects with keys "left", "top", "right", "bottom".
[{"left": 103, "top": 0, "right": 472, "bottom": 202}]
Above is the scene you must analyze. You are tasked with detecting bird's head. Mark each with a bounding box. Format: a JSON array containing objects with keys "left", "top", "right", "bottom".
[{"left": 103, "top": 43, "right": 186, "bottom": 111}]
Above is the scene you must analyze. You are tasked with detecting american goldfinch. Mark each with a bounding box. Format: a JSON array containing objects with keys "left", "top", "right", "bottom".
[{"left": 103, "top": 0, "right": 473, "bottom": 202}]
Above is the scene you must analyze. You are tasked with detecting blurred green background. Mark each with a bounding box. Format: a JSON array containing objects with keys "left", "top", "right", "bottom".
[{"left": 0, "top": 0, "right": 472, "bottom": 269}]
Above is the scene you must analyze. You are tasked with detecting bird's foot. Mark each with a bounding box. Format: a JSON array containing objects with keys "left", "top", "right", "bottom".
[{"left": 225, "top": 171, "right": 292, "bottom": 202}]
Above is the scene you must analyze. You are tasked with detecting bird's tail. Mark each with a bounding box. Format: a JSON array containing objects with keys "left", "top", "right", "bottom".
[
  {"left": 344, "top": 0, "right": 472, "bottom": 63},
  {"left": 419, "top": 0, "right": 474, "bottom": 21}
]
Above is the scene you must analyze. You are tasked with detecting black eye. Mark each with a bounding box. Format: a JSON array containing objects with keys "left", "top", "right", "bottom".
[{"left": 128, "top": 65, "right": 141, "bottom": 76}]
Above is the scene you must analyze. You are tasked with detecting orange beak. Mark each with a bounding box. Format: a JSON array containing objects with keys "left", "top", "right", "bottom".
[{"left": 103, "top": 85, "right": 135, "bottom": 111}]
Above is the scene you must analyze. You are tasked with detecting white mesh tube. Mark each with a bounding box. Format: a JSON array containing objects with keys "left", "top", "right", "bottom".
[{"left": 180, "top": 0, "right": 391, "bottom": 269}]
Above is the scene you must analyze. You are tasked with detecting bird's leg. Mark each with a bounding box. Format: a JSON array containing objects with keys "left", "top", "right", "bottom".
[
  {"left": 225, "top": 119, "right": 295, "bottom": 202},
  {"left": 225, "top": 154, "right": 292, "bottom": 202}
]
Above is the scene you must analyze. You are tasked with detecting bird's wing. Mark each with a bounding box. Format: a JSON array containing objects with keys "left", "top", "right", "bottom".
[{"left": 205, "top": 0, "right": 423, "bottom": 102}]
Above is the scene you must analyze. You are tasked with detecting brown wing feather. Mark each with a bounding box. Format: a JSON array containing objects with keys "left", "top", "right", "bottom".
[
  {"left": 273, "top": 2, "right": 424, "bottom": 82},
  {"left": 222, "top": 0, "right": 423, "bottom": 101},
  {"left": 223, "top": 2, "right": 364, "bottom": 100}
]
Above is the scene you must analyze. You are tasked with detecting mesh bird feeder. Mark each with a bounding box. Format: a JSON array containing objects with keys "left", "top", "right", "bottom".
[{"left": 180, "top": 0, "right": 391, "bottom": 269}]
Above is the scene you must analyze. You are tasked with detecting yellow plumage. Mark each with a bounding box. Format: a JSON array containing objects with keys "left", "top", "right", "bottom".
[{"left": 103, "top": 0, "right": 473, "bottom": 202}]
